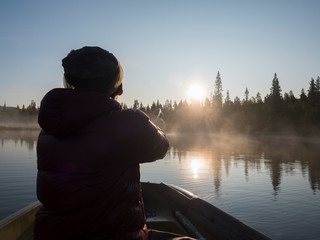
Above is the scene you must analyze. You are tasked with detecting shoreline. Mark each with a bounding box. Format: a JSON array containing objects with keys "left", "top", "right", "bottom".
[
  {"left": 1, "top": 125, "right": 319, "bottom": 140},
  {"left": 0, "top": 126, "right": 40, "bottom": 131}
]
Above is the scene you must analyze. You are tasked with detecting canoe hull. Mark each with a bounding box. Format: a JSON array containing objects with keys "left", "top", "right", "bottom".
[
  {"left": 0, "top": 182, "right": 271, "bottom": 240},
  {"left": 142, "top": 182, "right": 271, "bottom": 240}
]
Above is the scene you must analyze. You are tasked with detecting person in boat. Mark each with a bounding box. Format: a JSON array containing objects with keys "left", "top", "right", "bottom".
[{"left": 35, "top": 46, "right": 194, "bottom": 240}]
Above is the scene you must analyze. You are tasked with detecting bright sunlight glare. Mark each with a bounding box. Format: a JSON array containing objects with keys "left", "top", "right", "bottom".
[
  {"left": 187, "top": 83, "right": 205, "bottom": 101},
  {"left": 191, "top": 159, "right": 202, "bottom": 179}
]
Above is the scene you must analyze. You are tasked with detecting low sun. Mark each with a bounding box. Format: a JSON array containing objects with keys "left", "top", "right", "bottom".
[{"left": 187, "top": 83, "right": 205, "bottom": 101}]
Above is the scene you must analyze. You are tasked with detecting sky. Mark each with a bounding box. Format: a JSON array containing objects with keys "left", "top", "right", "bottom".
[{"left": 0, "top": 0, "right": 319, "bottom": 108}]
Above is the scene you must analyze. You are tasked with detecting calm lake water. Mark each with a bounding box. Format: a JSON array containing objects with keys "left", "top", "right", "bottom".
[{"left": 0, "top": 130, "right": 320, "bottom": 240}]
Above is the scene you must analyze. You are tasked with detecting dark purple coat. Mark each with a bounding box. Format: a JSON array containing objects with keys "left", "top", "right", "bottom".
[{"left": 34, "top": 88, "right": 169, "bottom": 240}]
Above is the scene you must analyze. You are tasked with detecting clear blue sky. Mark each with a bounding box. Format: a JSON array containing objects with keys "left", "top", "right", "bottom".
[{"left": 1, "top": 0, "right": 319, "bottom": 108}]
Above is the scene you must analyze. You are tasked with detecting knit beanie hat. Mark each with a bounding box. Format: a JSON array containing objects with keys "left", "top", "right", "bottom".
[{"left": 62, "top": 46, "right": 123, "bottom": 96}]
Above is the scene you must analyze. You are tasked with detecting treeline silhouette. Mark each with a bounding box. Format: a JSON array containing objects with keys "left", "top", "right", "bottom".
[
  {"left": 1, "top": 73, "right": 320, "bottom": 135},
  {"left": 0, "top": 100, "right": 38, "bottom": 129},
  {"left": 130, "top": 73, "right": 320, "bottom": 135}
]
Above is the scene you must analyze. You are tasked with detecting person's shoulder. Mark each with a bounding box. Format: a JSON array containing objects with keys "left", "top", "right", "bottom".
[
  {"left": 42, "top": 88, "right": 72, "bottom": 99},
  {"left": 120, "top": 108, "right": 150, "bottom": 123}
]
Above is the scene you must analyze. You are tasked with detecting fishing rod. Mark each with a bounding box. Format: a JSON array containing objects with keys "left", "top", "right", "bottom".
[{"left": 154, "top": 108, "right": 162, "bottom": 124}]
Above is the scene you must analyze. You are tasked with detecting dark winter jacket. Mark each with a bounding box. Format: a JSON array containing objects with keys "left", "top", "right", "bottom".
[{"left": 34, "top": 88, "right": 169, "bottom": 240}]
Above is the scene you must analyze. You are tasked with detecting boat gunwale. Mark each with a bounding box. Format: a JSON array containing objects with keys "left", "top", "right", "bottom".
[{"left": 0, "top": 201, "right": 41, "bottom": 240}]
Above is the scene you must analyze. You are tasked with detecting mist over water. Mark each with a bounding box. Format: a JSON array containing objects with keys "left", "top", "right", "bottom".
[
  {"left": 1, "top": 130, "right": 320, "bottom": 240},
  {"left": 167, "top": 132, "right": 320, "bottom": 193},
  {"left": 0, "top": 109, "right": 39, "bottom": 130}
]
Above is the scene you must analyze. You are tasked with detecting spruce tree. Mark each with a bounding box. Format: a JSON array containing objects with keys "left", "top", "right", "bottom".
[
  {"left": 289, "top": 91, "right": 296, "bottom": 103},
  {"left": 269, "top": 73, "right": 282, "bottom": 113},
  {"left": 270, "top": 73, "right": 282, "bottom": 100},
  {"left": 213, "top": 71, "right": 223, "bottom": 108},
  {"left": 308, "top": 78, "right": 316, "bottom": 104},
  {"left": 225, "top": 90, "right": 231, "bottom": 105},
  {"left": 244, "top": 87, "right": 249, "bottom": 103},
  {"left": 133, "top": 100, "right": 139, "bottom": 109},
  {"left": 300, "top": 89, "right": 307, "bottom": 103},
  {"left": 256, "top": 92, "right": 262, "bottom": 104}
]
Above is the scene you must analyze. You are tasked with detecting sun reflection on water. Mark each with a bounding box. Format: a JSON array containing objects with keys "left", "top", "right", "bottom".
[{"left": 191, "top": 158, "right": 202, "bottom": 179}]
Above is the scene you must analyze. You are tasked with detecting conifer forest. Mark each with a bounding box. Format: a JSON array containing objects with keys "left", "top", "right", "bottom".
[{"left": 1, "top": 73, "right": 320, "bottom": 136}]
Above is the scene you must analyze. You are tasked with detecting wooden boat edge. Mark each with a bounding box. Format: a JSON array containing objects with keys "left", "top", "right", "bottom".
[{"left": 0, "top": 201, "right": 41, "bottom": 240}]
